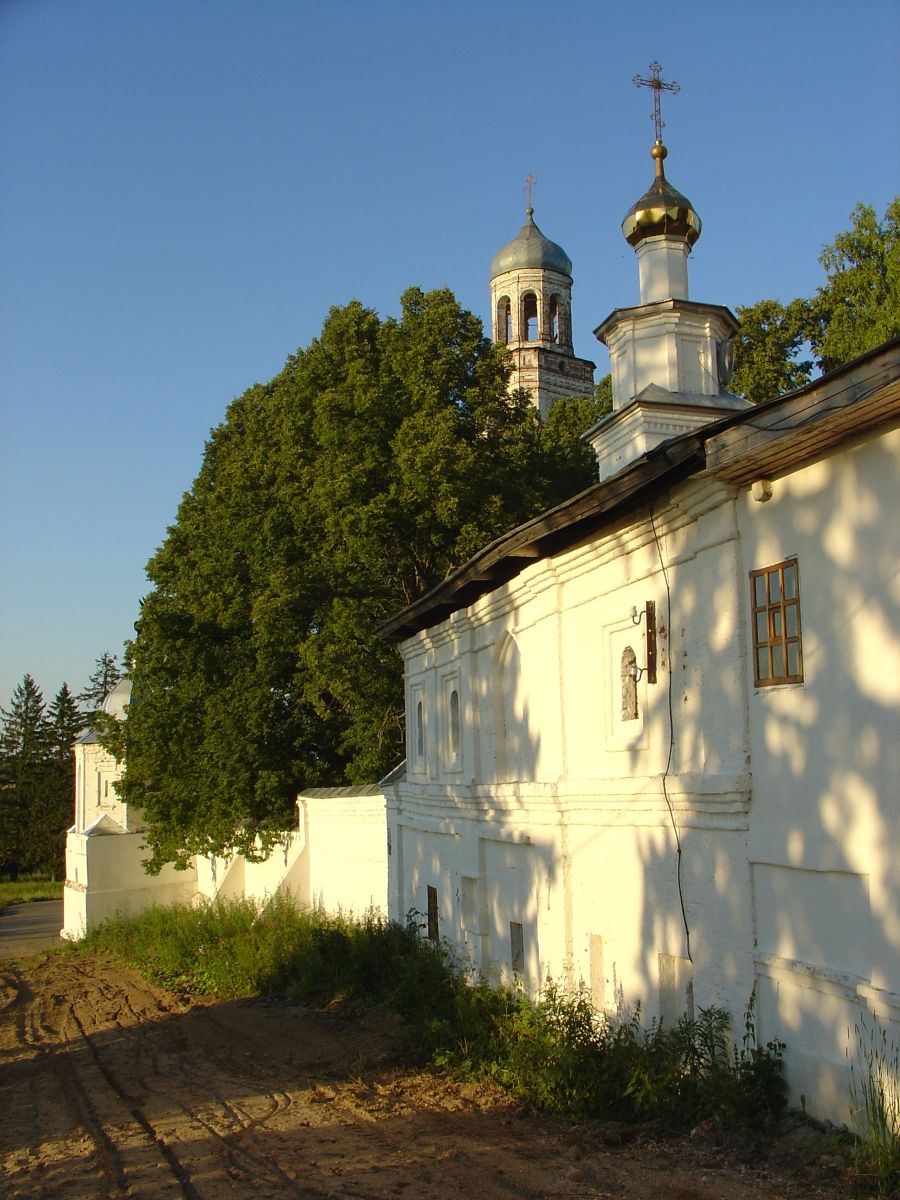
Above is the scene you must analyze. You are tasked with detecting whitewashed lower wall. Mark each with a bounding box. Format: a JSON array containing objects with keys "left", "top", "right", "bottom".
[
  {"left": 386, "top": 780, "right": 755, "bottom": 1027},
  {"left": 64, "top": 791, "right": 388, "bottom": 939},
  {"left": 62, "top": 828, "right": 197, "bottom": 940},
  {"left": 195, "top": 835, "right": 306, "bottom": 907},
  {"left": 299, "top": 794, "right": 388, "bottom": 916},
  {"left": 739, "top": 428, "right": 900, "bottom": 1126}
]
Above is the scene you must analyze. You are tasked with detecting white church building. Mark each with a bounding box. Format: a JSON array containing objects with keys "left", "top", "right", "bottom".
[
  {"left": 378, "top": 137, "right": 900, "bottom": 1123},
  {"left": 63, "top": 125, "right": 899, "bottom": 1127}
]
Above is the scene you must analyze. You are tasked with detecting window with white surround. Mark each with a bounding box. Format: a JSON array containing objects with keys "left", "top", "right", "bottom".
[
  {"left": 449, "top": 689, "right": 460, "bottom": 756},
  {"left": 750, "top": 558, "right": 803, "bottom": 686},
  {"left": 410, "top": 684, "right": 426, "bottom": 771},
  {"left": 509, "top": 921, "right": 525, "bottom": 974}
]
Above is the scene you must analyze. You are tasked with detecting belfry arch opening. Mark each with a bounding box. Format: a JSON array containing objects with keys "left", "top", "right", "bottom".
[
  {"left": 497, "top": 296, "right": 512, "bottom": 344},
  {"left": 522, "top": 292, "right": 539, "bottom": 341},
  {"left": 549, "top": 295, "right": 560, "bottom": 343}
]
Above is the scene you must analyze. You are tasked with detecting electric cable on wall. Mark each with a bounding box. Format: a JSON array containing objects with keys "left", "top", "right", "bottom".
[{"left": 649, "top": 509, "right": 692, "bottom": 964}]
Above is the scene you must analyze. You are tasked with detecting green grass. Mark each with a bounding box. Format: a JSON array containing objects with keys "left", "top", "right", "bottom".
[
  {"left": 79, "top": 895, "right": 787, "bottom": 1132},
  {"left": 849, "top": 1017, "right": 900, "bottom": 1195},
  {"left": 0, "top": 876, "right": 65, "bottom": 906}
]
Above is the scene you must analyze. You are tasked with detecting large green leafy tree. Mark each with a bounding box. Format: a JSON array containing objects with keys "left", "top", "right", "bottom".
[
  {"left": 540, "top": 375, "right": 612, "bottom": 496},
  {"left": 732, "top": 198, "right": 899, "bottom": 403},
  {"left": 121, "top": 288, "right": 599, "bottom": 870},
  {"left": 810, "top": 198, "right": 900, "bottom": 371}
]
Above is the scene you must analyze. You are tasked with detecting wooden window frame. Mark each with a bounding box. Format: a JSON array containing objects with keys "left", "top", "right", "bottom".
[{"left": 750, "top": 558, "right": 803, "bottom": 687}]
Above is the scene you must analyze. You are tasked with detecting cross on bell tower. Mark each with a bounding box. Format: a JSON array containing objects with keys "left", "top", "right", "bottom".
[{"left": 524, "top": 173, "right": 536, "bottom": 212}]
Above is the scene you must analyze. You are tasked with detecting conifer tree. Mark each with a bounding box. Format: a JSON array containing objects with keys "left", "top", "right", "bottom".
[
  {"left": 33, "top": 683, "right": 86, "bottom": 878},
  {"left": 0, "top": 675, "right": 49, "bottom": 878},
  {"left": 78, "top": 652, "right": 121, "bottom": 720}
]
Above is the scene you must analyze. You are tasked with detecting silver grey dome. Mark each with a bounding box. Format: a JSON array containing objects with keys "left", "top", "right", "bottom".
[{"left": 491, "top": 209, "right": 572, "bottom": 278}]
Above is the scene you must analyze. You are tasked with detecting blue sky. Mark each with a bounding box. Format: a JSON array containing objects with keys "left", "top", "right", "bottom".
[{"left": 1, "top": 0, "right": 898, "bottom": 707}]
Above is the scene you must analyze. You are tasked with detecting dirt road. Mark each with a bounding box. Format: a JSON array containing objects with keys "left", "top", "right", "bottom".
[{"left": 0, "top": 953, "right": 849, "bottom": 1200}]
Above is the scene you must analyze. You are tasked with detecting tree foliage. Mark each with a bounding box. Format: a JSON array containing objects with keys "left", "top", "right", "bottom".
[
  {"left": 540, "top": 375, "right": 612, "bottom": 495},
  {"left": 810, "top": 198, "right": 900, "bottom": 371},
  {"left": 121, "top": 288, "right": 599, "bottom": 870},
  {"left": 0, "top": 676, "right": 85, "bottom": 879},
  {"left": 78, "top": 651, "right": 121, "bottom": 719},
  {"left": 732, "top": 198, "right": 899, "bottom": 404}
]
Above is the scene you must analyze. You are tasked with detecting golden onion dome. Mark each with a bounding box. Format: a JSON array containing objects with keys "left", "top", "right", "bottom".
[{"left": 621, "top": 141, "right": 701, "bottom": 248}]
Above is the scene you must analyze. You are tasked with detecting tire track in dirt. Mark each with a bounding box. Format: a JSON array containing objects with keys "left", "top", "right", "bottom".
[
  {"left": 1, "top": 954, "right": 852, "bottom": 1200},
  {"left": 1, "top": 957, "right": 198, "bottom": 1199},
  {"left": 63, "top": 967, "right": 324, "bottom": 1197},
  {"left": 128, "top": 1020, "right": 314, "bottom": 1196},
  {"left": 67, "top": 1004, "right": 201, "bottom": 1199}
]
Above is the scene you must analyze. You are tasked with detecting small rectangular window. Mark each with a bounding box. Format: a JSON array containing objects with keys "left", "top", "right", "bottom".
[
  {"left": 750, "top": 559, "right": 803, "bottom": 687},
  {"left": 509, "top": 921, "right": 525, "bottom": 974},
  {"left": 426, "top": 885, "right": 439, "bottom": 942},
  {"left": 460, "top": 876, "right": 478, "bottom": 929}
]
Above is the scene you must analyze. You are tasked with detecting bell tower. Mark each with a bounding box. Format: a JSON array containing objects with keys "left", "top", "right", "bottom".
[{"left": 489, "top": 180, "right": 594, "bottom": 421}]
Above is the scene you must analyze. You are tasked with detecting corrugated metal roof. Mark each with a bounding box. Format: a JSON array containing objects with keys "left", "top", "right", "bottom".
[{"left": 297, "top": 784, "right": 384, "bottom": 799}]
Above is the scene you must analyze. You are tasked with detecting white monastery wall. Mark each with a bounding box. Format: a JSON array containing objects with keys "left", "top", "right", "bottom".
[
  {"left": 66, "top": 730, "right": 387, "bottom": 937},
  {"left": 738, "top": 423, "right": 900, "bottom": 1123},
  {"left": 63, "top": 829, "right": 196, "bottom": 940},
  {"left": 299, "top": 793, "right": 388, "bottom": 915},
  {"left": 63, "top": 736, "right": 197, "bottom": 939},
  {"left": 389, "top": 477, "right": 757, "bottom": 1026},
  {"left": 195, "top": 841, "right": 304, "bottom": 907}
]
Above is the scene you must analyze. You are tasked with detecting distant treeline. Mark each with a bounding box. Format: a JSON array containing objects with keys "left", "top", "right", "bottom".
[{"left": 0, "top": 653, "right": 121, "bottom": 880}]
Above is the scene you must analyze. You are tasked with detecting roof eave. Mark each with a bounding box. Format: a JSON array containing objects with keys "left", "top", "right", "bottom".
[{"left": 377, "top": 436, "right": 705, "bottom": 643}]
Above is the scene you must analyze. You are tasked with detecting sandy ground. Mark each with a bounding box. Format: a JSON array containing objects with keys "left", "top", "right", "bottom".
[{"left": 0, "top": 952, "right": 854, "bottom": 1200}]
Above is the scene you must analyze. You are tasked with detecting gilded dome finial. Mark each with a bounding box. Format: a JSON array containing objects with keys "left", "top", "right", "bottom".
[{"left": 651, "top": 139, "right": 668, "bottom": 180}]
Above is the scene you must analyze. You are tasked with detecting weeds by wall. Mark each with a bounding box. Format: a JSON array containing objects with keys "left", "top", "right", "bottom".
[
  {"left": 78, "top": 896, "right": 790, "bottom": 1134},
  {"left": 849, "top": 1016, "right": 900, "bottom": 1195}
]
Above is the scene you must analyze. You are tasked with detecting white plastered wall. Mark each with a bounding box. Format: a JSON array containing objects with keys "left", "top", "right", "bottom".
[
  {"left": 63, "top": 828, "right": 197, "bottom": 940},
  {"left": 739, "top": 424, "right": 900, "bottom": 1124},
  {"left": 387, "top": 477, "right": 756, "bottom": 1029},
  {"left": 299, "top": 794, "right": 388, "bottom": 916}
]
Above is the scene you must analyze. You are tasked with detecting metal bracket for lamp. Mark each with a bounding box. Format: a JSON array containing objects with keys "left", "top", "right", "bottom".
[{"left": 629, "top": 600, "right": 657, "bottom": 685}]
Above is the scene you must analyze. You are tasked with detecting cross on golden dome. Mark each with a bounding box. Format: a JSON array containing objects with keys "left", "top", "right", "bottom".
[{"left": 632, "top": 60, "right": 680, "bottom": 144}]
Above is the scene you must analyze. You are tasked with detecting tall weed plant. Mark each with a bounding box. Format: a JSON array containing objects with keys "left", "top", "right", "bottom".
[
  {"left": 849, "top": 1016, "right": 900, "bottom": 1194},
  {"left": 81, "top": 897, "right": 786, "bottom": 1131}
]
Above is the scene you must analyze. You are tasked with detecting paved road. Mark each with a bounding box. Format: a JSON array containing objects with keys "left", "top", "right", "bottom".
[{"left": 0, "top": 899, "right": 64, "bottom": 957}]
